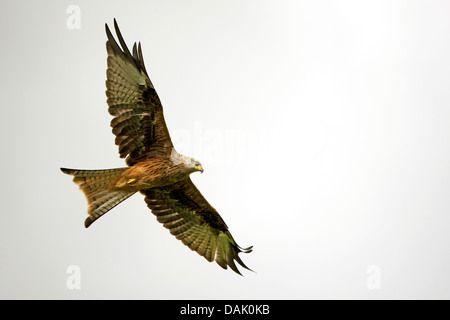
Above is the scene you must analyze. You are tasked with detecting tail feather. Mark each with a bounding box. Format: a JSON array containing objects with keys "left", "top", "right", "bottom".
[{"left": 61, "top": 167, "right": 136, "bottom": 227}]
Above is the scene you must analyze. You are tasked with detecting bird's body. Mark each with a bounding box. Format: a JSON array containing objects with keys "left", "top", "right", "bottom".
[
  {"left": 61, "top": 19, "right": 252, "bottom": 275},
  {"left": 110, "top": 154, "right": 200, "bottom": 192}
]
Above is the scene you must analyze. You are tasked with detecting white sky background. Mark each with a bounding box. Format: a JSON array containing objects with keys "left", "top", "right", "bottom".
[{"left": 1, "top": 0, "right": 450, "bottom": 299}]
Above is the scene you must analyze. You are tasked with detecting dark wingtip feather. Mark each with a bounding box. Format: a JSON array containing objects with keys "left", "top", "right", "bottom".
[
  {"left": 84, "top": 216, "right": 94, "bottom": 228},
  {"left": 106, "top": 19, "right": 145, "bottom": 74},
  {"left": 137, "top": 42, "right": 149, "bottom": 77},
  {"left": 105, "top": 22, "right": 113, "bottom": 42},
  {"left": 237, "top": 244, "right": 253, "bottom": 253},
  {"left": 235, "top": 253, "right": 254, "bottom": 274},
  {"left": 227, "top": 257, "right": 243, "bottom": 276},
  {"left": 113, "top": 19, "right": 133, "bottom": 59},
  {"left": 233, "top": 244, "right": 254, "bottom": 274},
  {"left": 105, "top": 21, "right": 122, "bottom": 55},
  {"left": 61, "top": 167, "right": 74, "bottom": 175},
  {"left": 132, "top": 42, "right": 145, "bottom": 73},
  {"left": 132, "top": 43, "right": 138, "bottom": 60}
]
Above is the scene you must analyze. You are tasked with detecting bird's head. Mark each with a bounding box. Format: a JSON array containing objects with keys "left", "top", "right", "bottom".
[
  {"left": 175, "top": 152, "right": 204, "bottom": 174},
  {"left": 191, "top": 158, "right": 204, "bottom": 174},
  {"left": 194, "top": 159, "right": 203, "bottom": 173}
]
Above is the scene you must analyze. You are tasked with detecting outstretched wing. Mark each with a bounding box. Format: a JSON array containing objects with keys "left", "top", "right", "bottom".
[
  {"left": 141, "top": 178, "right": 253, "bottom": 275},
  {"left": 105, "top": 19, "right": 173, "bottom": 166}
]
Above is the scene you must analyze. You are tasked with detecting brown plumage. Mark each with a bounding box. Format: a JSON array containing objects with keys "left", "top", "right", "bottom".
[{"left": 61, "top": 19, "right": 252, "bottom": 275}]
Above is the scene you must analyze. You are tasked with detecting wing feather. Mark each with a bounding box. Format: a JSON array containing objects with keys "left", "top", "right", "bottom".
[
  {"left": 105, "top": 19, "right": 173, "bottom": 166},
  {"left": 142, "top": 178, "right": 253, "bottom": 275}
]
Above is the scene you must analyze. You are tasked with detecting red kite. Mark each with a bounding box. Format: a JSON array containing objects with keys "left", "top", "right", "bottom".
[{"left": 61, "top": 19, "right": 252, "bottom": 275}]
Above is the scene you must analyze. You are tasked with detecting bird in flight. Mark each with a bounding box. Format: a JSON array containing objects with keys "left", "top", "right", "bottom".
[{"left": 61, "top": 19, "right": 252, "bottom": 275}]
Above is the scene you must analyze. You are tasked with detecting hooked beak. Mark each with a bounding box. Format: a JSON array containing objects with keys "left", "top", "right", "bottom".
[{"left": 196, "top": 165, "right": 204, "bottom": 173}]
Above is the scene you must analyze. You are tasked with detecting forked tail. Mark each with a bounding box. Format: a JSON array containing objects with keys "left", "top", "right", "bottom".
[{"left": 61, "top": 167, "right": 136, "bottom": 227}]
